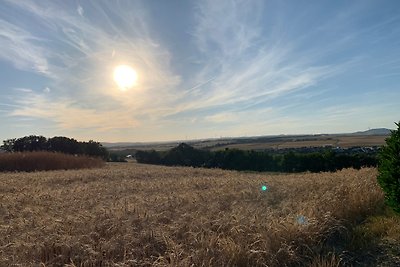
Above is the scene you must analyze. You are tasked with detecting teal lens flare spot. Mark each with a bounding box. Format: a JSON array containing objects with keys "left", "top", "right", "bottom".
[{"left": 261, "top": 185, "right": 268, "bottom": 191}]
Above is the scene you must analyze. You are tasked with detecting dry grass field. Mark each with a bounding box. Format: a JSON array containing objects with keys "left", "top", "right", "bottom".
[
  {"left": 0, "top": 152, "right": 105, "bottom": 172},
  {"left": 0, "top": 163, "right": 395, "bottom": 266}
]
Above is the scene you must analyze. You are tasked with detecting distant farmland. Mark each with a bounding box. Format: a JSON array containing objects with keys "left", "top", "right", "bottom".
[
  {"left": 2, "top": 163, "right": 397, "bottom": 266},
  {"left": 106, "top": 133, "right": 389, "bottom": 153},
  {"left": 210, "top": 135, "right": 388, "bottom": 151}
]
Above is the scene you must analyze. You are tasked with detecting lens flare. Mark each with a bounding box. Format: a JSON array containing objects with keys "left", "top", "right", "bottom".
[
  {"left": 261, "top": 185, "right": 268, "bottom": 191},
  {"left": 296, "top": 215, "right": 308, "bottom": 225}
]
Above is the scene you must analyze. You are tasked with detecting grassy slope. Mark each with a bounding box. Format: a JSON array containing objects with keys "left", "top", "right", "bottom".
[
  {"left": 347, "top": 208, "right": 400, "bottom": 266},
  {"left": 0, "top": 163, "right": 397, "bottom": 266}
]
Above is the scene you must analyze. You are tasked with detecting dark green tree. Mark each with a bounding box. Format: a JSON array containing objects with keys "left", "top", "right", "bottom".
[
  {"left": 13, "top": 135, "right": 48, "bottom": 151},
  {"left": 136, "top": 150, "right": 161, "bottom": 164},
  {"left": 48, "top": 136, "right": 80, "bottom": 154},
  {"left": 1, "top": 138, "right": 16, "bottom": 152},
  {"left": 377, "top": 122, "right": 400, "bottom": 213},
  {"left": 282, "top": 152, "right": 301, "bottom": 172},
  {"left": 81, "top": 140, "right": 109, "bottom": 160},
  {"left": 163, "top": 143, "right": 207, "bottom": 167}
]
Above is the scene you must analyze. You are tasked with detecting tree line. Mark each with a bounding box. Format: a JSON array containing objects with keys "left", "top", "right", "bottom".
[
  {"left": 1, "top": 135, "right": 109, "bottom": 160},
  {"left": 136, "top": 143, "right": 377, "bottom": 173}
]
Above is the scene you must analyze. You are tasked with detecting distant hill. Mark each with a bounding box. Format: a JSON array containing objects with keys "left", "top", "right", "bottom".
[
  {"left": 102, "top": 142, "right": 142, "bottom": 148},
  {"left": 102, "top": 128, "right": 392, "bottom": 150},
  {"left": 352, "top": 128, "right": 391, "bottom": 136}
]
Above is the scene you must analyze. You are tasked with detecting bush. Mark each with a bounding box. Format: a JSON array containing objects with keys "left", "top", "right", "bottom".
[
  {"left": 136, "top": 143, "right": 377, "bottom": 173},
  {"left": 109, "top": 153, "right": 128, "bottom": 162},
  {"left": 0, "top": 151, "right": 105, "bottom": 172},
  {"left": 377, "top": 122, "right": 400, "bottom": 213},
  {"left": 2, "top": 136, "right": 109, "bottom": 160}
]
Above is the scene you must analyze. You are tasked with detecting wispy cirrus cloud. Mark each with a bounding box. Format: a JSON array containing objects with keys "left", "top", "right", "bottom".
[
  {"left": 0, "top": 18, "right": 50, "bottom": 75},
  {"left": 193, "top": 0, "right": 263, "bottom": 58},
  {"left": 149, "top": 0, "right": 400, "bottom": 140},
  {"left": 10, "top": 93, "right": 138, "bottom": 131},
  {"left": 77, "top": 5, "right": 84, "bottom": 17},
  {"left": 2, "top": 0, "right": 181, "bottom": 134},
  {"left": 1, "top": 0, "right": 399, "bottom": 141},
  {"left": 165, "top": 0, "right": 348, "bottom": 119}
]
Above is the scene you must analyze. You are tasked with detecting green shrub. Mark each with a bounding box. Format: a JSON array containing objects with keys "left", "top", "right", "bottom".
[{"left": 377, "top": 122, "right": 400, "bottom": 213}]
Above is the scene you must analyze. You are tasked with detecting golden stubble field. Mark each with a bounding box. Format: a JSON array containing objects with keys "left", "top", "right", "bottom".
[{"left": 0, "top": 163, "right": 384, "bottom": 266}]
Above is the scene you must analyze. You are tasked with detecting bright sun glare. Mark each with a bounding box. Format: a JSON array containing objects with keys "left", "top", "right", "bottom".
[{"left": 113, "top": 65, "right": 138, "bottom": 90}]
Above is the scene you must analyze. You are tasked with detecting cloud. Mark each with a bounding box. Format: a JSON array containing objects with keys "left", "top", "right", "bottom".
[
  {"left": 77, "top": 5, "right": 84, "bottom": 17},
  {"left": 193, "top": 0, "right": 263, "bottom": 57},
  {"left": 2, "top": 0, "right": 182, "bottom": 132},
  {"left": 2, "top": 0, "right": 398, "bottom": 141},
  {"left": 0, "top": 18, "right": 50, "bottom": 75},
  {"left": 205, "top": 112, "right": 236, "bottom": 123},
  {"left": 10, "top": 94, "right": 138, "bottom": 131},
  {"left": 14, "top": 88, "right": 34, "bottom": 93},
  {"left": 0, "top": 103, "right": 24, "bottom": 108},
  {"left": 2, "top": 0, "right": 340, "bottom": 133},
  {"left": 163, "top": 0, "right": 346, "bottom": 119}
]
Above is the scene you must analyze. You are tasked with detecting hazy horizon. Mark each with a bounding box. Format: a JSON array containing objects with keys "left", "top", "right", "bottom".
[
  {"left": 104, "top": 127, "right": 393, "bottom": 144},
  {"left": 1, "top": 0, "right": 399, "bottom": 142}
]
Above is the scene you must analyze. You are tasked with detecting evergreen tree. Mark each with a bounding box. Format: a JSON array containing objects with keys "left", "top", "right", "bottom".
[{"left": 377, "top": 122, "right": 400, "bottom": 213}]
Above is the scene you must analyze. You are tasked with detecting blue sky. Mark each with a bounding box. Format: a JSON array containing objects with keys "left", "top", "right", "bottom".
[{"left": 0, "top": 0, "right": 399, "bottom": 142}]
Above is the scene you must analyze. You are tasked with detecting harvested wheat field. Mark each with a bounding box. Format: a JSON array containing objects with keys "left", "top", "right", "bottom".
[{"left": 0, "top": 163, "right": 386, "bottom": 266}]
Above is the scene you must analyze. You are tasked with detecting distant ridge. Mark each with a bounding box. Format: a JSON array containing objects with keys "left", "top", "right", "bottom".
[
  {"left": 102, "top": 142, "right": 142, "bottom": 148},
  {"left": 102, "top": 128, "right": 392, "bottom": 148},
  {"left": 102, "top": 141, "right": 179, "bottom": 148},
  {"left": 352, "top": 128, "right": 391, "bottom": 136}
]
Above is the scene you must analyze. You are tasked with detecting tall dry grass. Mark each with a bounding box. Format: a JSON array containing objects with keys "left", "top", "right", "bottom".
[
  {"left": 0, "top": 151, "right": 104, "bottom": 172},
  {"left": 0, "top": 163, "right": 384, "bottom": 266}
]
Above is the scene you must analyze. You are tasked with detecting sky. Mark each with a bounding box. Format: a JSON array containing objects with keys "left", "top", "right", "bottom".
[{"left": 0, "top": 0, "right": 399, "bottom": 142}]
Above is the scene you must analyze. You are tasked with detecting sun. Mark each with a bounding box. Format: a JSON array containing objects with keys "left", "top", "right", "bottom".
[{"left": 113, "top": 65, "right": 138, "bottom": 90}]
